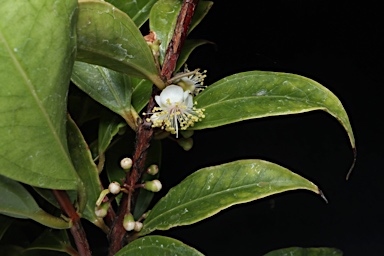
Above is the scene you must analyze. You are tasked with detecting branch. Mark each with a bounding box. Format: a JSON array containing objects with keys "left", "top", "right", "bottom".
[
  {"left": 161, "top": 0, "right": 199, "bottom": 81},
  {"left": 52, "top": 190, "right": 91, "bottom": 256},
  {"left": 108, "top": 0, "right": 199, "bottom": 254}
]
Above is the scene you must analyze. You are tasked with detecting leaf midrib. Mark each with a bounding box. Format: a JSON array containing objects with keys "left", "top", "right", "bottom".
[
  {"left": 144, "top": 175, "right": 315, "bottom": 229},
  {"left": 0, "top": 30, "right": 76, "bottom": 179}
]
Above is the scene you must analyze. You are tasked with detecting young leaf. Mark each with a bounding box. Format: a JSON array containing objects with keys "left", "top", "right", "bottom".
[
  {"left": 140, "top": 159, "right": 321, "bottom": 235},
  {"left": 189, "top": 1, "right": 214, "bottom": 33},
  {"left": 98, "top": 110, "right": 126, "bottom": 155},
  {"left": 264, "top": 247, "right": 343, "bottom": 256},
  {"left": 106, "top": 0, "right": 159, "bottom": 28},
  {"left": 77, "top": 0, "right": 164, "bottom": 88},
  {"left": 0, "top": 0, "right": 79, "bottom": 190},
  {"left": 67, "top": 116, "right": 107, "bottom": 231},
  {"left": 0, "top": 175, "right": 70, "bottom": 229},
  {"left": 149, "top": 0, "right": 182, "bottom": 64},
  {"left": 115, "top": 235, "right": 204, "bottom": 256},
  {"left": 194, "top": 71, "right": 355, "bottom": 149},
  {"left": 71, "top": 61, "right": 139, "bottom": 130},
  {"left": 176, "top": 39, "right": 214, "bottom": 72}
]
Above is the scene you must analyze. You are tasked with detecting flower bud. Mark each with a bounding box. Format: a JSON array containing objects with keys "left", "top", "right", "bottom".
[
  {"left": 180, "top": 130, "right": 194, "bottom": 138},
  {"left": 123, "top": 213, "right": 135, "bottom": 231},
  {"left": 120, "top": 157, "right": 133, "bottom": 170},
  {"left": 177, "top": 138, "right": 193, "bottom": 151},
  {"left": 95, "top": 202, "right": 109, "bottom": 218},
  {"left": 144, "top": 179, "right": 162, "bottom": 192},
  {"left": 134, "top": 221, "right": 143, "bottom": 232},
  {"left": 108, "top": 182, "right": 121, "bottom": 195},
  {"left": 147, "top": 164, "right": 159, "bottom": 175}
]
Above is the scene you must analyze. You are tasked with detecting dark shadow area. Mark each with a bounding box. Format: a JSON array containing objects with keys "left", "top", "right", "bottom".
[{"left": 158, "top": 1, "right": 384, "bottom": 255}]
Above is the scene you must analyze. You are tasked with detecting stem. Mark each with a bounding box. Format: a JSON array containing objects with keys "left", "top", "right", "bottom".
[
  {"left": 52, "top": 190, "right": 92, "bottom": 256},
  {"left": 161, "top": 0, "right": 199, "bottom": 81},
  {"left": 108, "top": 0, "right": 199, "bottom": 254}
]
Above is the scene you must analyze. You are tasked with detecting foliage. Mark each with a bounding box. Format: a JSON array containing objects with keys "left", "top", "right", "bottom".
[{"left": 0, "top": 0, "right": 355, "bottom": 255}]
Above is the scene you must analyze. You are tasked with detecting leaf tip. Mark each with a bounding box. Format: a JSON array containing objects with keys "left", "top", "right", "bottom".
[
  {"left": 345, "top": 147, "right": 357, "bottom": 180},
  {"left": 318, "top": 189, "right": 328, "bottom": 204}
]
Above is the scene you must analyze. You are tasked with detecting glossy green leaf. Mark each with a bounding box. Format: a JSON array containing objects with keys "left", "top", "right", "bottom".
[
  {"left": 0, "top": 0, "right": 79, "bottom": 189},
  {"left": 149, "top": 0, "right": 182, "bottom": 64},
  {"left": 77, "top": 0, "right": 164, "bottom": 88},
  {"left": 176, "top": 39, "right": 214, "bottom": 72},
  {"left": 132, "top": 78, "right": 153, "bottom": 113},
  {"left": 23, "top": 229, "right": 74, "bottom": 254},
  {"left": 106, "top": 0, "right": 158, "bottom": 28},
  {"left": 72, "top": 61, "right": 139, "bottom": 130},
  {"left": 264, "top": 247, "right": 343, "bottom": 256},
  {"left": 194, "top": 71, "right": 355, "bottom": 148},
  {"left": 98, "top": 110, "right": 126, "bottom": 155},
  {"left": 140, "top": 159, "right": 320, "bottom": 235},
  {"left": 189, "top": 1, "right": 214, "bottom": 33},
  {"left": 115, "top": 235, "right": 204, "bottom": 256},
  {"left": 67, "top": 117, "right": 106, "bottom": 231},
  {"left": 0, "top": 175, "right": 70, "bottom": 229}
]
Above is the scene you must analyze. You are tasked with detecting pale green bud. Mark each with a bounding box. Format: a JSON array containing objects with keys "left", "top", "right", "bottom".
[
  {"left": 177, "top": 138, "right": 193, "bottom": 151},
  {"left": 123, "top": 213, "right": 135, "bottom": 231},
  {"left": 120, "top": 157, "right": 133, "bottom": 171},
  {"left": 144, "top": 179, "right": 162, "bottom": 192},
  {"left": 134, "top": 221, "right": 143, "bottom": 232},
  {"left": 95, "top": 202, "right": 109, "bottom": 218},
  {"left": 147, "top": 164, "right": 159, "bottom": 175},
  {"left": 108, "top": 182, "right": 121, "bottom": 195},
  {"left": 180, "top": 130, "right": 194, "bottom": 138}
]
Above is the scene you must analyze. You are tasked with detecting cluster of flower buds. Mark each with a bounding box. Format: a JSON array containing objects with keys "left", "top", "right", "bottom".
[{"left": 123, "top": 213, "right": 144, "bottom": 232}]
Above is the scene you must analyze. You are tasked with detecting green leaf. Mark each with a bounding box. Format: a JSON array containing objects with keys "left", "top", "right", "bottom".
[
  {"left": 106, "top": 0, "right": 159, "bottom": 28},
  {"left": 98, "top": 110, "right": 126, "bottom": 155},
  {"left": 0, "top": 0, "right": 79, "bottom": 190},
  {"left": 67, "top": 116, "right": 107, "bottom": 231},
  {"left": 194, "top": 71, "right": 355, "bottom": 149},
  {"left": 77, "top": 0, "right": 164, "bottom": 88},
  {"left": 189, "top": 1, "right": 214, "bottom": 33},
  {"left": 115, "top": 235, "right": 204, "bottom": 256},
  {"left": 23, "top": 229, "right": 74, "bottom": 254},
  {"left": 132, "top": 78, "right": 153, "bottom": 113},
  {"left": 176, "top": 39, "right": 214, "bottom": 72},
  {"left": 0, "top": 175, "right": 70, "bottom": 229},
  {"left": 140, "top": 159, "right": 320, "bottom": 235},
  {"left": 264, "top": 247, "right": 343, "bottom": 256},
  {"left": 149, "top": 0, "right": 182, "bottom": 64},
  {"left": 71, "top": 61, "right": 139, "bottom": 130}
]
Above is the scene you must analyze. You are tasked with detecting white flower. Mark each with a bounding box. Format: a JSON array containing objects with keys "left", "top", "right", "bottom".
[
  {"left": 176, "top": 67, "right": 207, "bottom": 95},
  {"left": 147, "top": 85, "right": 205, "bottom": 138}
]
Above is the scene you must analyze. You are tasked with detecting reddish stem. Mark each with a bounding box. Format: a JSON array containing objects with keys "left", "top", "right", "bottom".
[
  {"left": 108, "top": 0, "right": 199, "bottom": 254},
  {"left": 52, "top": 190, "right": 91, "bottom": 256},
  {"left": 161, "top": 0, "right": 199, "bottom": 81}
]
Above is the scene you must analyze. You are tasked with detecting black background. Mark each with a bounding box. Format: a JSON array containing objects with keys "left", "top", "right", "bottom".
[{"left": 157, "top": 1, "right": 384, "bottom": 255}]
